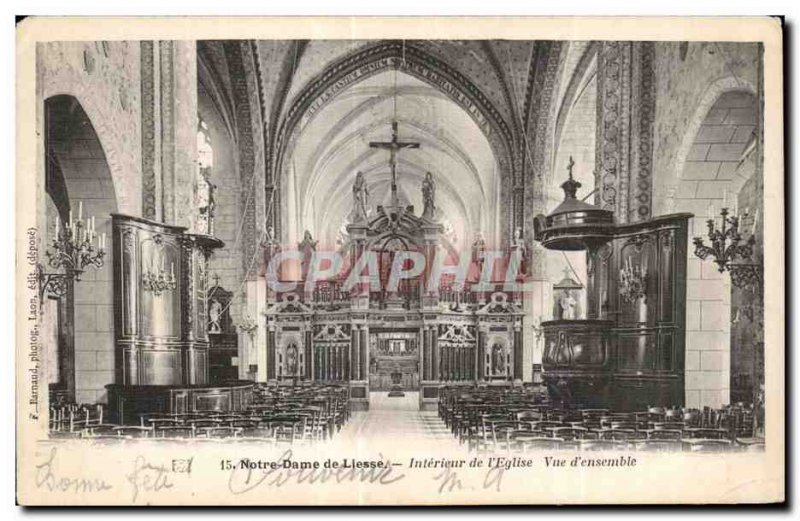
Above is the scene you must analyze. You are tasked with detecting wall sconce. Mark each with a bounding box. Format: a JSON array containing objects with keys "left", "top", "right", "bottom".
[
  {"left": 693, "top": 206, "right": 761, "bottom": 290},
  {"left": 39, "top": 202, "right": 106, "bottom": 303}
]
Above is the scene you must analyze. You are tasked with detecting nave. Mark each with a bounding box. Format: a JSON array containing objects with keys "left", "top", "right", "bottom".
[{"left": 35, "top": 39, "right": 766, "bottom": 446}]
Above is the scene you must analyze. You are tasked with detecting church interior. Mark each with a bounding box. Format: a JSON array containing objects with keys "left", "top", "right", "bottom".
[{"left": 37, "top": 39, "right": 765, "bottom": 450}]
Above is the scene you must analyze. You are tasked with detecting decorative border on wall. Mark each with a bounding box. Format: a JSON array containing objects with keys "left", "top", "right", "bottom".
[
  {"left": 159, "top": 41, "right": 176, "bottom": 223},
  {"left": 242, "top": 42, "right": 266, "bottom": 279},
  {"left": 630, "top": 42, "right": 656, "bottom": 222},
  {"left": 525, "top": 41, "right": 565, "bottom": 275},
  {"left": 140, "top": 41, "right": 157, "bottom": 220},
  {"left": 596, "top": 42, "right": 633, "bottom": 221},
  {"left": 223, "top": 42, "right": 259, "bottom": 276},
  {"left": 595, "top": 41, "right": 658, "bottom": 223}
]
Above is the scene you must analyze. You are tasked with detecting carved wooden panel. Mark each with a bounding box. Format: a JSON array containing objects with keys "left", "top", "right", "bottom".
[{"left": 112, "top": 214, "right": 223, "bottom": 386}]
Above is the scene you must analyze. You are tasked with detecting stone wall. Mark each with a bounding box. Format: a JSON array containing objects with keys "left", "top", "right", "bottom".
[
  {"left": 651, "top": 42, "right": 760, "bottom": 409},
  {"left": 199, "top": 85, "right": 244, "bottom": 309},
  {"left": 652, "top": 42, "right": 759, "bottom": 213},
  {"left": 38, "top": 41, "right": 142, "bottom": 216}
]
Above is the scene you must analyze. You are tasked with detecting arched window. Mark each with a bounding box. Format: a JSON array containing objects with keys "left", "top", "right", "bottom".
[
  {"left": 197, "top": 118, "right": 214, "bottom": 170},
  {"left": 196, "top": 118, "right": 215, "bottom": 234}
]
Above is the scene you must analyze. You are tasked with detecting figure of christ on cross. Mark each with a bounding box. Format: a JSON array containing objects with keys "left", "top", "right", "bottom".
[{"left": 368, "top": 121, "right": 420, "bottom": 207}]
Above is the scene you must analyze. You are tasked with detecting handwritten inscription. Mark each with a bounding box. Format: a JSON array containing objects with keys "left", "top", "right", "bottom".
[
  {"left": 35, "top": 447, "right": 113, "bottom": 494},
  {"left": 126, "top": 455, "right": 174, "bottom": 502},
  {"left": 227, "top": 450, "right": 405, "bottom": 494}
]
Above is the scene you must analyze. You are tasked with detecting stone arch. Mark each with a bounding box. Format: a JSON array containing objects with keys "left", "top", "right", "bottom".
[
  {"left": 673, "top": 77, "right": 756, "bottom": 187},
  {"left": 44, "top": 95, "right": 119, "bottom": 405},
  {"left": 40, "top": 77, "right": 138, "bottom": 216},
  {"left": 670, "top": 81, "right": 758, "bottom": 410}
]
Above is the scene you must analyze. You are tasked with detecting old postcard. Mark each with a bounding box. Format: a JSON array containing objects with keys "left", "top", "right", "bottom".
[{"left": 15, "top": 16, "right": 784, "bottom": 505}]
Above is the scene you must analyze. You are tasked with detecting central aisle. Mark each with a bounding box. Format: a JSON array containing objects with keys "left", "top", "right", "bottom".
[{"left": 337, "top": 392, "right": 457, "bottom": 446}]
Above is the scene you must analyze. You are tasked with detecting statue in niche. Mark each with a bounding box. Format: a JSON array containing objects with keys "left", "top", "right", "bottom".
[
  {"left": 558, "top": 290, "right": 580, "bottom": 320},
  {"left": 286, "top": 344, "right": 298, "bottom": 376},
  {"left": 208, "top": 298, "right": 223, "bottom": 334},
  {"left": 491, "top": 343, "right": 506, "bottom": 376},
  {"left": 422, "top": 171, "right": 436, "bottom": 219},
  {"left": 352, "top": 171, "right": 369, "bottom": 223},
  {"left": 552, "top": 267, "right": 583, "bottom": 320},
  {"left": 263, "top": 223, "right": 277, "bottom": 246}
]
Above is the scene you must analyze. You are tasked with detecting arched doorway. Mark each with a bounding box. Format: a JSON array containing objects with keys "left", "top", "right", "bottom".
[{"left": 44, "top": 95, "right": 118, "bottom": 405}]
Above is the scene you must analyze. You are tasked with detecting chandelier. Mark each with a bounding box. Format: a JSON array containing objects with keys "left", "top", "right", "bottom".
[
  {"left": 39, "top": 202, "right": 106, "bottom": 302},
  {"left": 692, "top": 206, "right": 761, "bottom": 290}
]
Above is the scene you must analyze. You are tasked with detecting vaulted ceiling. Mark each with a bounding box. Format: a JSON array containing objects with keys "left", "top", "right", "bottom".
[
  {"left": 287, "top": 70, "right": 497, "bottom": 249},
  {"left": 198, "top": 39, "right": 582, "bottom": 251}
]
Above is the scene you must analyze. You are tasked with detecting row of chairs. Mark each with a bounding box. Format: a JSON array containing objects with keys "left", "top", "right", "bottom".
[
  {"left": 438, "top": 386, "right": 762, "bottom": 453},
  {"left": 49, "top": 383, "right": 351, "bottom": 444}
]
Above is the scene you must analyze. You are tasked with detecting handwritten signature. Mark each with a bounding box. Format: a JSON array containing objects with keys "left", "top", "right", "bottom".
[
  {"left": 432, "top": 465, "right": 505, "bottom": 494},
  {"left": 227, "top": 450, "right": 405, "bottom": 494},
  {"left": 35, "top": 447, "right": 113, "bottom": 494}
]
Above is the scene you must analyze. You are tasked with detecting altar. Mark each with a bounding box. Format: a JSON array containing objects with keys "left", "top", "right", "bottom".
[{"left": 261, "top": 122, "right": 524, "bottom": 411}]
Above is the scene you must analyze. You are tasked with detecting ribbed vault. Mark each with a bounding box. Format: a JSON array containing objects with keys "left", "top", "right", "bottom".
[{"left": 283, "top": 70, "right": 499, "bottom": 251}]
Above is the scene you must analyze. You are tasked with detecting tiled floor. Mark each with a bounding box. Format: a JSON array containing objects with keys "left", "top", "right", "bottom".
[{"left": 338, "top": 392, "right": 455, "bottom": 445}]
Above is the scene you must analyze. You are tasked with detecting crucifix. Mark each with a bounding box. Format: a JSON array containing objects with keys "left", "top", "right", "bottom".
[{"left": 369, "top": 121, "right": 420, "bottom": 206}]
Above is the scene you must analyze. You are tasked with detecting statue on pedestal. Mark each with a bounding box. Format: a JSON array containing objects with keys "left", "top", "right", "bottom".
[
  {"left": 208, "top": 298, "right": 223, "bottom": 333},
  {"left": 511, "top": 227, "right": 527, "bottom": 274},
  {"left": 352, "top": 171, "right": 369, "bottom": 223},
  {"left": 422, "top": 171, "right": 436, "bottom": 219},
  {"left": 472, "top": 231, "right": 486, "bottom": 261}
]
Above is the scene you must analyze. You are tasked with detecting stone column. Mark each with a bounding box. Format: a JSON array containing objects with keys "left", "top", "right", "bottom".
[
  {"left": 140, "top": 40, "right": 198, "bottom": 229},
  {"left": 421, "top": 225, "right": 442, "bottom": 308},
  {"left": 477, "top": 328, "right": 487, "bottom": 381},
  {"left": 360, "top": 328, "right": 368, "bottom": 381},
  {"left": 304, "top": 328, "right": 312, "bottom": 379},
  {"left": 596, "top": 41, "right": 656, "bottom": 223},
  {"left": 513, "top": 322, "right": 524, "bottom": 381},
  {"left": 266, "top": 326, "right": 276, "bottom": 381},
  {"left": 351, "top": 325, "right": 359, "bottom": 381},
  {"left": 421, "top": 326, "right": 430, "bottom": 381}
]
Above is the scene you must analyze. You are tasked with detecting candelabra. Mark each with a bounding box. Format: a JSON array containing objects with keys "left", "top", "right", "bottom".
[
  {"left": 692, "top": 207, "right": 761, "bottom": 290},
  {"left": 39, "top": 203, "right": 106, "bottom": 302},
  {"left": 141, "top": 261, "right": 177, "bottom": 296},
  {"left": 619, "top": 258, "right": 647, "bottom": 303}
]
